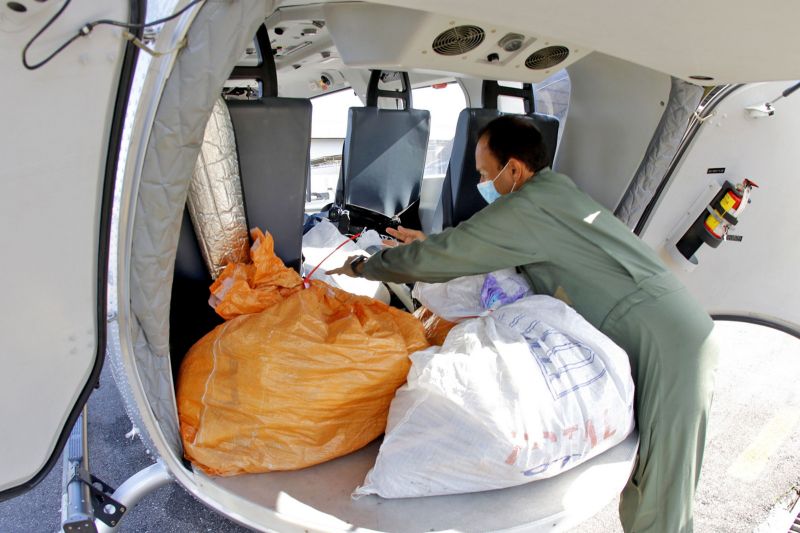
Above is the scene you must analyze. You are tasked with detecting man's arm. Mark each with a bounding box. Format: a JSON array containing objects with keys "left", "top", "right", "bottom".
[{"left": 360, "top": 195, "right": 548, "bottom": 283}]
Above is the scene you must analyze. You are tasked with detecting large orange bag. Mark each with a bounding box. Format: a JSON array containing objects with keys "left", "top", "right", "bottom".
[
  {"left": 412, "top": 306, "right": 457, "bottom": 346},
  {"left": 177, "top": 229, "right": 428, "bottom": 476}
]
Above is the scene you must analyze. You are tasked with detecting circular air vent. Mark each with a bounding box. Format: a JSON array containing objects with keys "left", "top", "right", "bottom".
[
  {"left": 525, "top": 45, "right": 570, "bottom": 70},
  {"left": 432, "top": 25, "right": 486, "bottom": 56}
]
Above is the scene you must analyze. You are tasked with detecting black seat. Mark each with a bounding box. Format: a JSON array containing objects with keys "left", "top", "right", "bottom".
[
  {"left": 227, "top": 97, "right": 311, "bottom": 270},
  {"left": 170, "top": 26, "right": 311, "bottom": 367},
  {"left": 226, "top": 26, "right": 310, "bottom": 270},
  {"left": 438, "top": 81, "right": 560, "bottom": 229},
  {"left": 334, "top": 70, "right": 430, "bottom": 228}
]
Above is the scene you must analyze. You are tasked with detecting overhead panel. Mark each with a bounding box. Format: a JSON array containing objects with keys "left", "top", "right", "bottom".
[
  {"left": 260, "top": 6, "right": 350, "bottom": 96},
  {"left": 323, "top": 3, "right": 590, "bottom": 83},
  {"left": 360, "top": 0, "right": 800, "bottom": 84}
]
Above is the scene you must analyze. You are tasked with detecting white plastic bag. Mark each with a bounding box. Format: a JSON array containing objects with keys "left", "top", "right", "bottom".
[
  {"left": 412, "top": 268, "right": 532, "bottom": 321},
  {"left": 302, "top": 219, "right": 390, "bottom": 303},
  {"left": 356, "top": 229, "right": 384, "bottom": 253},
  {"left": 354, "top": 294, "right": 635, "bottom": 499}
]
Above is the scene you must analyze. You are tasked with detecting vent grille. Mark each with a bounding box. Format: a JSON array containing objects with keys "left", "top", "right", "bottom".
[
  {"left": 432, "top": 25, "right": 486, "bottom": 56},
  {"left": 525, "top": 45, "right": 570, "bottom": 70}
]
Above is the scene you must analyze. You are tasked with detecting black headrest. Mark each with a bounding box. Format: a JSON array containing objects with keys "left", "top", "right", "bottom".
[
  {"left": 366, "top": 70, "right": 412, "bottom": 109},
  {"left": 482, "top": 80, "right": 535, "bottom": 113},
  {"left": 229, "top": 25, "right": 278, "bottom": 98}
]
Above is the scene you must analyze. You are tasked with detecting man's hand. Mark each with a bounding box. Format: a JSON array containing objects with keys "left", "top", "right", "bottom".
[
  {"left": 383, "top": 226, "right": 427, "bottom": 247},
  {"left": 326, "top": 255, "right": 365, "bottom": 278}
]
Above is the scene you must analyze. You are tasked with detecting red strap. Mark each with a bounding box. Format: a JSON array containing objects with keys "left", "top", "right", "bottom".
[{"left": 302, "top": 232, "right": 362, "bottom": 287}]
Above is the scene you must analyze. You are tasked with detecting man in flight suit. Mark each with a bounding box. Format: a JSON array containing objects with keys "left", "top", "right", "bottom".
[{"left": 329, "top": 115, "right": 719, "bottom": 533}]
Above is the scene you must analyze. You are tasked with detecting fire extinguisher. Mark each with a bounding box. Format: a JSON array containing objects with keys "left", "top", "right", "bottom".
[{"left": 676, "top": 179, "right": 758, "bottom": 261}]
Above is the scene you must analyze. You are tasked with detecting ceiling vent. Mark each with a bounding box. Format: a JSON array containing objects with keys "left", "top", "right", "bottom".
[
  {"left": 525, "top": 45, "right": 570, "bottom": 70},
  {"left": 498, "top": 33, "right": 525, "bottom": 52},
  {"left": 432, "top": 25, "right": 486, "bottom": 56}
]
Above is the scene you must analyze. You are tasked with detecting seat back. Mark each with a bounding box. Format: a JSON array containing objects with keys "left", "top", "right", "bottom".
[
  {"left": 227, "top": 97, "right": 311, "bottom": 270},
  {"left": 171, "top": 209, "right": 224, "bottom": 374},
  {"left": 335, "top": 70, "right": 430, "bottom": 218},
  {"left": 438, "top": 108, "right": 503, "bottom": 229},
  {"left": 438, "top": 82, "right": 560, "bottom": 228}
]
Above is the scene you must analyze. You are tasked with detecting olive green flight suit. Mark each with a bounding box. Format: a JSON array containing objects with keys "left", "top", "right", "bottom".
[{"left": 362, "top": 168, "right": 719, "bottom": 533}]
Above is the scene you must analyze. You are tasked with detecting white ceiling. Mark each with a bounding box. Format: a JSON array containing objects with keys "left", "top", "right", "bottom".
[{"left": 277, "top": 0, "right": 800, "bottom": 85}]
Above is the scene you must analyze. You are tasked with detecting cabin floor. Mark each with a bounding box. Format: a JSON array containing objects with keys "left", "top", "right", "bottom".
[{"left": 0, "top": 321, "right": 798, "bottom": 533}]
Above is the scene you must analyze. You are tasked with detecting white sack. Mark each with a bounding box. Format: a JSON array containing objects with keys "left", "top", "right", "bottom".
[
  {"left": 412, "top": 269, "right": 532, "bottom": 321},
  {"left": 356, "top": 229, "right": 384, "bottom": 253},
  {"left": 354, "top": 294, "right": 635, "bottom": 499},
  {"left": 302, "top": 219, "right": 390, "bottom": 302}
]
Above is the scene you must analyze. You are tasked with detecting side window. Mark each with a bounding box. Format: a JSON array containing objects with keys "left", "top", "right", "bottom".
[
  {"left": 497, "top": 82, "right": 527, "bottom": 114},
  {"left": 496, "top": 71, "right": 571, "bottom": 146},
  {"left": 307, "top": 89, "right": 363, "bottom": 213},
  {"left": 495, "top": 72, "right": 571, "bottom": 124},
  {"left": 411, "top": 82, "right": 466, "bottom": 179},
  {"left": 533, "top": 70, "right": 571, "bottom": 127}
]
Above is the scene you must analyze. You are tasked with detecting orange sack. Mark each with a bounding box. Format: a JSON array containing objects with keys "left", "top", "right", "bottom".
[
  {"left": 177, "top": 229, "right": 429, "bottom": 476},
  {"left": 413, "top": 306, "right": 458, "bottom": 346}
]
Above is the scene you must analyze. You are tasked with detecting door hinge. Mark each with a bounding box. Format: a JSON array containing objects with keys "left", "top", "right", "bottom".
[{"left": 70, "top": 467, "right": 127, "bottom": 527}]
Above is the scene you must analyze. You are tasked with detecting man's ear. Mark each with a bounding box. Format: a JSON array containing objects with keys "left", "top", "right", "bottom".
[{"left": 510, "top": 157, "right": 534, "bottom": 179}]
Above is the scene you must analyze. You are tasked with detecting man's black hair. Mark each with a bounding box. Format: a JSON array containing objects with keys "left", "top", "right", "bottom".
[{"left": 477, "top": 115, "right": 550, "bottom": 172}]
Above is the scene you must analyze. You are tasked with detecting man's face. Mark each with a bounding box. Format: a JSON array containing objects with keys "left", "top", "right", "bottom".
[{"left": 475, "top": 136, "right": 516, "bottom": 195}]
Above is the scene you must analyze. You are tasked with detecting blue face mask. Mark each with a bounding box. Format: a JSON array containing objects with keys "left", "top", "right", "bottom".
[{"left": 477, "top": 161, "right": 511, "bottom": 204}]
